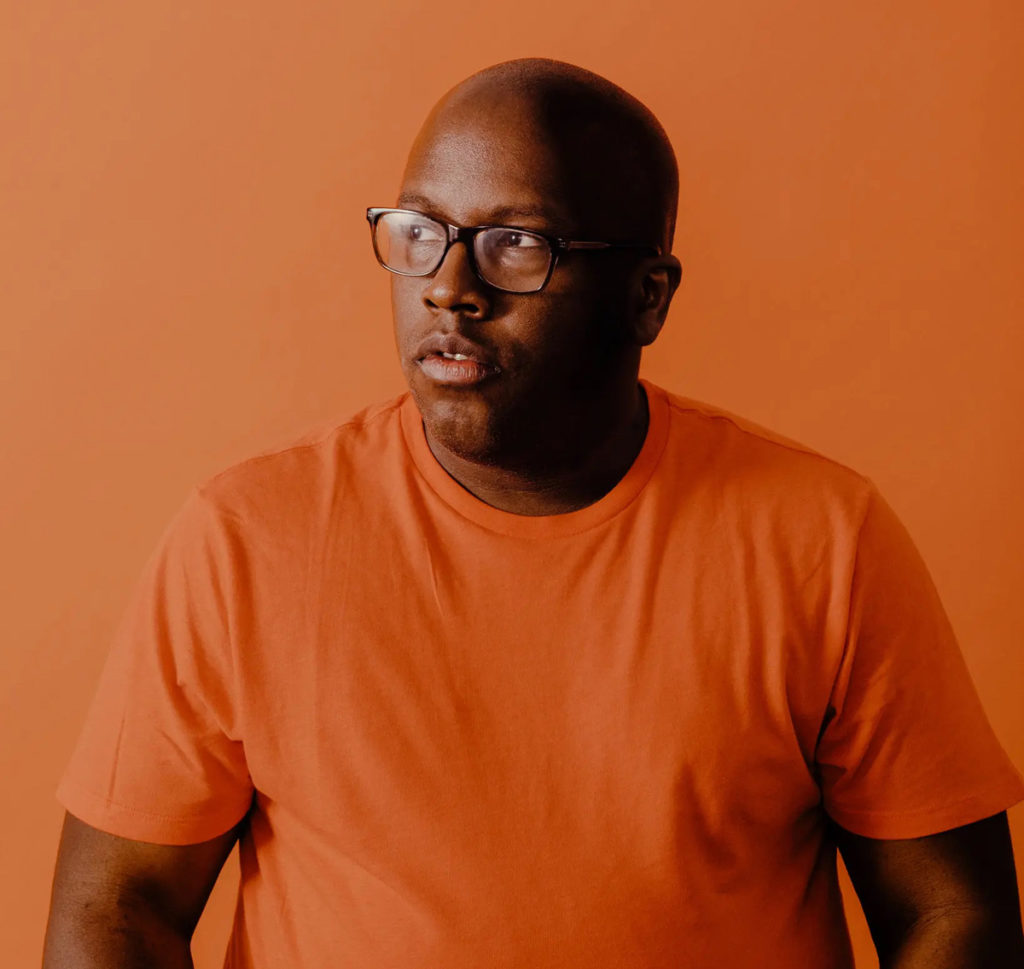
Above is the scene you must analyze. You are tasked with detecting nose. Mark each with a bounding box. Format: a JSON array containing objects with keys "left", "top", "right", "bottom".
[{"left": 421, "top": 240, "right": 491, "bottom": 318}]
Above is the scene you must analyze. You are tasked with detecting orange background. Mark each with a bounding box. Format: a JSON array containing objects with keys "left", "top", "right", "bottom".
[{"left": 3, "top": 1, "right": 1022, "bottom": 965}]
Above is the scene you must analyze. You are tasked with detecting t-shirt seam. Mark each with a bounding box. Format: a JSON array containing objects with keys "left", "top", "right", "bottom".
[
  {"left": 194, "top": 483, "right": 246, "bottom": 526},
  {"left": 175, "top": 487, "right": 253, "bottom": 749},
  {"left": 663, "top": 398, "right": 870, "bottom": 483},
  {"left": 198, "top": 395, "right": 407, "bottom": 491},
  {"left": 814, "top": 481, "right": 876, "bottom": 759},
  {"left": 402, "top": 394, "right": 672, "bottom": 540},
  {"left": 407, "top": 476, "right": 660, "bottom": 542},
  {"left": 827, "top": 777, "right": 1024, "bottom": 821}
]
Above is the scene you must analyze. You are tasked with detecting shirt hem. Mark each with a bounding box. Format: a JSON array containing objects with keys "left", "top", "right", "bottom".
[
  {"left": 824, "top": 775, "right": 1024, "bottom": 839},
  {"left": 55, "top": 775, "right": 252, "bottom": 845}
]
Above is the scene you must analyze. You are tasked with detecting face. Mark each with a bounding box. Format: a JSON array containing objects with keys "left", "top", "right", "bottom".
[{"left": 390, "top": 96, "right": 642, "bottom": 470}]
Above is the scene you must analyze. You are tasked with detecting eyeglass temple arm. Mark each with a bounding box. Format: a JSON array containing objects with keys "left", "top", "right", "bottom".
[{"left": 564, "top": 241, "right": 663, "bottom": 255}]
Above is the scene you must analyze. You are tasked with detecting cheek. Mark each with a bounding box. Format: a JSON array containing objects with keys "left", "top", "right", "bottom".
[
  {"left": 523, "top": 284, "right": 607, "bottom": 350},
  {"left": 390, "top": 280, "right": 422, "bottom": 345}
]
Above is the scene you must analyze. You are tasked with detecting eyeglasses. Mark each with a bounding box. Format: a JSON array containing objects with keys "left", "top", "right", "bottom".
[{"left": 366, "top": 207, "right": 662, "bottom": 294}]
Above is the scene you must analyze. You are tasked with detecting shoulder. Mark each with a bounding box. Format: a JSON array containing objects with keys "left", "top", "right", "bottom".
[
  {"left": 648, "top": 380, "right": 876, "bottom": 532},
  {"left": 190, "top": 390, "right": 411, "bottom": 527}
]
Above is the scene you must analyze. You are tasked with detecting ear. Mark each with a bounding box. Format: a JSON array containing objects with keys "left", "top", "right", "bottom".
[{"left": 628, "top": 255, "right": 682, "bottom": 346}]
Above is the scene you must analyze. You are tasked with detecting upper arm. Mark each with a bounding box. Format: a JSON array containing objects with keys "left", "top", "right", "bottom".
[
  {"left": 46, "top": 809, "right": 244, "bottom": 942},
  {"left": 828, "top": 810, "right": 1024, "bottom": 959}
]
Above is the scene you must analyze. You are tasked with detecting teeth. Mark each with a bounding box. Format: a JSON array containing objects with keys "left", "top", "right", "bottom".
[{"left": 441, "top": 352, "right": 470, "bottom": 360}]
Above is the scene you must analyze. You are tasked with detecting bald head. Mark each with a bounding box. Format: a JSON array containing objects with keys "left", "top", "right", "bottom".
[{"left": 405, "top": 57, "right": 678, "bottom": 255}]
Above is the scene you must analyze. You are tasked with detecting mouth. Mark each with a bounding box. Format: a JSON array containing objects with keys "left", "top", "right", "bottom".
[
  {"left": 414, "top": 333, "right": 502, "bottom": 386},
  {"left": 417, "top": 352, "right": 501, "bottom": 386}
]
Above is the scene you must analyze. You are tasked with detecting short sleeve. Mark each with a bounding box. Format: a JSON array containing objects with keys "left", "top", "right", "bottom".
[
  {"left": 56, "top": 486, "right": 254, "bottom": 845},
  {"left": 815, "top": 480, "right": 1024, "bottom": 839}
]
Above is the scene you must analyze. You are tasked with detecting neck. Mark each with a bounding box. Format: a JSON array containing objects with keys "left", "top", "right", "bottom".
[{"left": 422, "top": 380, "right": 650, "bottom": 516}]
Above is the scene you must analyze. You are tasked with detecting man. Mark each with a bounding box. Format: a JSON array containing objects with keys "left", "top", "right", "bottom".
[{"left": 44, "top": 57, "right": 1024, "bottom": 968}]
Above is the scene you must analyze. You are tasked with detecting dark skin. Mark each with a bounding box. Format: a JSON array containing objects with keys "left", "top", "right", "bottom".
[
  {"left": 829, "top": 812, "right": 1024, "bottom": 967},
  {"left": 43, "top": 60, "right": 1024, "bottom": 967},
  {"left": 42, "top": 811, "right": 245, "bottom": 966}
]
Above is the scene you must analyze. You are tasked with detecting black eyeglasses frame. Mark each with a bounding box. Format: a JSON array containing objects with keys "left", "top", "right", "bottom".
[{"left": 365, "top": 206, "right": 663, "bottom": 294}]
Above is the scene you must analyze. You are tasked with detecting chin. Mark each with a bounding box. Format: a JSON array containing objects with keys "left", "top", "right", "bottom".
[
  {"left": 405, "top": 362, "right": 543, "bottom": 464},
  {"left": 428, "top": 413, "right": 504, "bottom": 464},
  {"left": 412, "top": 386, "right": 495, "bottom": 455}
]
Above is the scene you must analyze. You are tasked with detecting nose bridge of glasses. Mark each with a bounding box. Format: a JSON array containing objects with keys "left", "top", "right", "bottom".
[
  {"left": 433, "top": 224, "right": 481, "bottom": 285},
  {"left": 445, "top": 222, "right": 479, "bottom": 250}
]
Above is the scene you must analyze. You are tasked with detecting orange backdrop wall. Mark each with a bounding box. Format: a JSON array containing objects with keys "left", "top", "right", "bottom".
[{"left": 3, "top": 2, "right": 1022, "bottom": 966}]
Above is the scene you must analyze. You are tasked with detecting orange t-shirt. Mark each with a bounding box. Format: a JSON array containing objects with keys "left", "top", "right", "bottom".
[{"left": 56, "top": 378, "right": 1024, "bottom": 969}]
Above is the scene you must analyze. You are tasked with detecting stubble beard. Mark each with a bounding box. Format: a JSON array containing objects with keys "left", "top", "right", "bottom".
[
  {"left": 418, "top": 360, "right": 624, "bottom": 478},
  {"left": 420, "top": 388, "right": 545, "bottom": 471}
]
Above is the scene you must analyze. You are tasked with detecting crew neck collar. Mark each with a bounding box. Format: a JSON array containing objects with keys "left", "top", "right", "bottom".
[{"left": 399, "top": 378, "right": 670, "bottom": 539}]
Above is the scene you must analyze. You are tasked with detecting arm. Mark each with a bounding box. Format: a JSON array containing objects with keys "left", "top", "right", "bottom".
[
  {"left": 42, "top": 810, "right": 244, "bottom": 969},
  {"left": 828, "top": 810, "right": 1024, "bottom": 968}
]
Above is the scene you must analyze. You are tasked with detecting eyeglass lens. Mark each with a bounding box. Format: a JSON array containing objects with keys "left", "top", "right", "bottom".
[{"left": 373, "top": 211, "right": 552, "bottom": 292}]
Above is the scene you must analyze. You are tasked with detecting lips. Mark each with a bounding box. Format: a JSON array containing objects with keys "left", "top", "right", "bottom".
[
  {"left": 415, "top": 333, "right": 501, "bottom": 371},
  {"left": 414, "top": 333, "right": 501, "bottom": 386}
]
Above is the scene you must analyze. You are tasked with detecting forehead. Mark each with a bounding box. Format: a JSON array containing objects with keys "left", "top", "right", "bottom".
[{"left": 398, "top": 101, "right": 577, "bottom": 231}]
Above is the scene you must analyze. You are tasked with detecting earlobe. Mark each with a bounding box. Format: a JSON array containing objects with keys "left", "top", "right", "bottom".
[{"left": 634, "top": 313, "right": 665, "bottom": 347}]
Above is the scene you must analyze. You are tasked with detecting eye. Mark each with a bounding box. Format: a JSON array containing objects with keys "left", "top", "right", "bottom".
[
  {"left": 405, "top": 221, "right": 444, "bottom": 243},
  {"left": 493, "top": 229, "right": 543, "bottom": 248}
]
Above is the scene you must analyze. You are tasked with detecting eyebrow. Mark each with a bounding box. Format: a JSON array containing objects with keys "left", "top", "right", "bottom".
[{"left": 395, "top": 192, "right": 568, "bottom": 229}]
